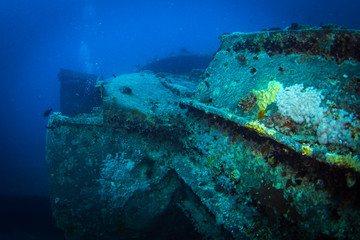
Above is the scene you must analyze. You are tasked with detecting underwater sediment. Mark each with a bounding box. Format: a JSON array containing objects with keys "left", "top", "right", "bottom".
[{"left": 46, "top": 27, "right": 360, "bottom": 239}]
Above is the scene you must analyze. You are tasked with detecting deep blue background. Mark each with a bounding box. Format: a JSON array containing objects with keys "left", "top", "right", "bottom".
[{"left": 0, "top": 0, "right": 359, "bottom": 196}]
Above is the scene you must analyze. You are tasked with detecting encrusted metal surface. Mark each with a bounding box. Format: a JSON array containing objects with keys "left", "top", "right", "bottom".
[{"left": 46, "top": 30, "right": 360, "bottom": 240}]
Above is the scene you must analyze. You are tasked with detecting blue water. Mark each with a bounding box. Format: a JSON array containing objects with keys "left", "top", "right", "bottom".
[{"left": 0, "top": 0, "right": 359, "bottom": 238}]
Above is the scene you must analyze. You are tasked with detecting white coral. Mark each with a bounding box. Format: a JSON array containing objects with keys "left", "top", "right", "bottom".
[
  {"left": 275, "top": 83, "right": 358, "bottom": 147},
  {"left": 275, "top": 84, "right": 324, "bottom": 126},
  {"left": 316, "top": 109, "right": 357, "bottom": 146}
]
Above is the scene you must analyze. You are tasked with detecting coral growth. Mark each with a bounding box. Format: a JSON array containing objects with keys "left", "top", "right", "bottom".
[
  {"left": 232, "top": 30, "right": 360, "bottom": 63},
  {"left": 325, "top": 153, "right": 360, "bottom": 171},
  {"left": 275, "top": 83, "right": 359, "bottom": 147},
  {"left": 238, "top": 92, "right": 257, "bottom": 112},
  {"left": 263, "top": 113, "right": 296, "bottom": 136},
  {"left": 254, "top": 81, "right": 283, "bottom": 111},
  {"left": 246, "top": 120, "right": 276, "bottom": 136},
  {"left": 235, "top": 54, "right": 247, "bottom": 65},
  {"left": 316, "top": 109, "right": 359, "bottom": 147},
  {"left": 301, "top": 144, "right": 313, "bottom": 156},
  {"left": 275, "top": 84, "right": 324, "bottom": 125},
  {"left": 257, "top": 110, "right": 266, "bottom": 120}
]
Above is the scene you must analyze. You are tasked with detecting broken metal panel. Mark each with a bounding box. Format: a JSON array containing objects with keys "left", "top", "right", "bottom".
[
  {"left": 47, "top": 29, "right": 360, "bottom": 240},
  {"left": 179, "top": 107, "right": 341, "bottom": 239},
  {"left": 195, "top": 29, "right": 360, "bottom": 171},
  {"left": 198, "top": 30, "right": 360, "bottom": 111}
]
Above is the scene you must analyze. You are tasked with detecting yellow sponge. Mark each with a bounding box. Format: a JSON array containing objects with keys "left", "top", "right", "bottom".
[{"left": 254, "top": 81, "right": 283, "bottom": 111}]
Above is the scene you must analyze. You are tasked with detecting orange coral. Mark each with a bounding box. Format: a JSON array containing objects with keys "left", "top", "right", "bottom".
[{"left": 258, "top": 110, "right": 266, "bottom": 120}]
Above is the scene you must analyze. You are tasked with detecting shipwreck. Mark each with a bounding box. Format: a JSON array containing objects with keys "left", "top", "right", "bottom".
[{"left": 46, "top": 27, "right": 360, "bottom": 239}]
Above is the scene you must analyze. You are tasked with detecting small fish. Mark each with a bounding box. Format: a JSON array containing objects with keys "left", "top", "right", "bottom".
[{"left": 43, "top": 108, "right": 53, "bottom": 117}]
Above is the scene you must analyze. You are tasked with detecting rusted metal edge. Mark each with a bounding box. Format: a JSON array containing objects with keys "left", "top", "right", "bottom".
[
  {"left": 47, "top": 112, "right": 104, "bottom": 127},
  {"left": 220, "top": 29, "right": 360, "bottom": 63},
  {"left": 182, "top": 99, "right": 360, "bottom": 172}
]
